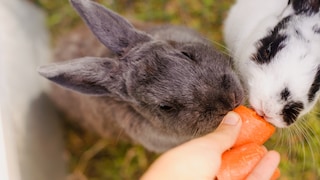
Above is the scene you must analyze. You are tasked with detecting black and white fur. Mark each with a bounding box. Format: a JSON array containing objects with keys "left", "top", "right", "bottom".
[
  {"left": 224, "top": 0, "right": 320, "bottom": 127},
  {"left": 38, "top": 0, "right": 243, "bottom": 152}
]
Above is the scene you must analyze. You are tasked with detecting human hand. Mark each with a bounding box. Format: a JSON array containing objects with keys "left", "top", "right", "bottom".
[{"left": 141, "top": 112, "right": 280, "bottom": 180}]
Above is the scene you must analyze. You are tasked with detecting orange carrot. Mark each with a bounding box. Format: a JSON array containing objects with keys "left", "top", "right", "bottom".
[
  {"left": 216, "top": 143, "right": 280, "bottom": 180},
  {"left": 216, "top": 143, "right": 267, "bottom": 180},
  {"left": 233, "top": 105, "right": 276, "bottom": 147},
  {"left": 271, "top": 168, "right": 281, "bottom": 180},
  {"left": 216, "top": 106, "right": 280, "bottom": 180}
]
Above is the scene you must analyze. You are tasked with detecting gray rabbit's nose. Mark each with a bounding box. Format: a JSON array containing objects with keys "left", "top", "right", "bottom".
[{"left": 204, "top": 93, "right": 239, "bottom": 113}]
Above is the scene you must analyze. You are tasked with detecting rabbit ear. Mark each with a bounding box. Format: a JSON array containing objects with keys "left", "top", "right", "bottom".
[
  {"left": 70, "top": 0, "right": 151, "bottom": 56},
  {"left": 292, "top": 0, "right": 320, "bottom": 14},
  {"left": 38, "top": 57, "right": 127, "bottom": 98}
]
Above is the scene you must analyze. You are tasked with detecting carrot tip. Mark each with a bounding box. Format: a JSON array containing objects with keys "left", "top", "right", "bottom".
[{"left": 233, "top": 105, "right": 275, "bottom": 147}]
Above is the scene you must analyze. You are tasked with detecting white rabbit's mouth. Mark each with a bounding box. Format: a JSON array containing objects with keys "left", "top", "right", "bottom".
[
  {"left": 264, "top": 116, "right": 288, "bottom": 128},
  {"left": 253, "top": 101, "right": 304, "bottom": 128},
  {"left": 251, "top": 106, "right": 288, "bottom": 128}
]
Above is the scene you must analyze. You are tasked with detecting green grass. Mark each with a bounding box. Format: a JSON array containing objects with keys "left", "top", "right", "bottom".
[
  {"left": 266, "top": 106, "right": 320, "bottom": 179},
  {"left": 62, "top": 120, "right": 158, "bottom": 180},
  {"left": 29, "top": 0, "right": 320, "bottom": 179}
]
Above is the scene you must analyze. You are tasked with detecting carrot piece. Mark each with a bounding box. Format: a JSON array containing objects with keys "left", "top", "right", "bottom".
[
  {"left": 233, "top": 105, "right": 276, "bottom": 147},
  {"left": 216, "top": 143, "right": 267, "bottom": 180},
  {"left": 271, "top": 168, "right": 281, "bottom": 180},
  {"left": 216, "top": 106, "right": 280, "bottom": 180}
]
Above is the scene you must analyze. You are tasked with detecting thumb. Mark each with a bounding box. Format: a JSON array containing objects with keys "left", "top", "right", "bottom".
[
  {"left": 141, "top": 111, "right": 242, "bottom": 180},
  {"left": 204, "top": 111, "right": 242, "bottom": 154}
]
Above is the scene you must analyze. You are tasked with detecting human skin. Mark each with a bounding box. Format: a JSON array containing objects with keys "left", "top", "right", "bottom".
[{"left": 141, "top": 112, "right": 280, "bottom": 180}]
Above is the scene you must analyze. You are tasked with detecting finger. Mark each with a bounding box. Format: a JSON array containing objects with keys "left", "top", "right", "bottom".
[
  {"left": 201, "top": 111, "right": 242, "bottom": 154},
  {"left": 141, "top": 112, "right": 242, "bottom": 180},
  {"left": 246, "top": 150, "right": 281, "bottom": 180}
]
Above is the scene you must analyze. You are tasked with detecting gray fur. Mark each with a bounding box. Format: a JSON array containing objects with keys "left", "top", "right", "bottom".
[{"left": 38, "top": 0, "right": 243, "bottom": 152}]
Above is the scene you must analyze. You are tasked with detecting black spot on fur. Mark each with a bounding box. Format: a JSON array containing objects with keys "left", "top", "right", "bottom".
[
  {"left": 295, "top": 28, "right": 302, "bottom": 37},
  {"left": 273, "top": 16, "right": 292, "bottom": 33},
  {"left": 251, "top": 17, "right": 290, "bottom": 64},
  {"left": 292, "top": 0, "right": 320, "bottom": 15},
  {"left": 308, "top": 66, "right": 320, "bottom": 102},
  {"left": 252, "top": 35, "right": 287, "bottom": 64},
  {"left": 312, "top": 24, "right": 320, "bottom": 34},
  {"left": 282, "top": 101, "right": 304, "bottom": 125},
  {"left": 280, "top": 87, "right": 291, "bottom": 101}
]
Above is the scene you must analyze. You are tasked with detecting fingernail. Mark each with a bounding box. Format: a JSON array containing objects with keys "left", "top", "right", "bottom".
[{"left": 222, "top": 112, "right": 240, "bottom": 125}]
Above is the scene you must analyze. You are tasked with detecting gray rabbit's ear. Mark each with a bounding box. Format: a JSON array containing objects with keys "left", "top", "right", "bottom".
[
  {"left": 70, "top": 0, "right": 151, "bottom": 55},
  {"left": 38, "top": 57, "right": 126, "bottom": 97}
]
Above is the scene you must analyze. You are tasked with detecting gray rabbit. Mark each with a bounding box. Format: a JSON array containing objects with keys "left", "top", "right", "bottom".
[{"left": 38, "top": 0, "right": 243, "bottom": 152}]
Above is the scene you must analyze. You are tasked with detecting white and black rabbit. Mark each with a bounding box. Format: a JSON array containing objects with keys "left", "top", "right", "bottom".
[
  {"left": 224, "top": 0, "right": 320, "bottom": 128},
  {"left": 38, "top": 0, "right": 243, "bottom": 152}
]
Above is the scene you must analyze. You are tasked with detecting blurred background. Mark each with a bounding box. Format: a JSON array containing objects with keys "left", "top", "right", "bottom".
[{"left": 2, "top": 0, "right": 320, "bottom": 179}]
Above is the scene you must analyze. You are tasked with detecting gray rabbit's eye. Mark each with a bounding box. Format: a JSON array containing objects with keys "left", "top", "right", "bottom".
[
  {"left": 159, "top": 103, "right": 175, "bottom": 112},
  {"left": 181, "top": 51, "right": 194, "bottom": 61}
]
